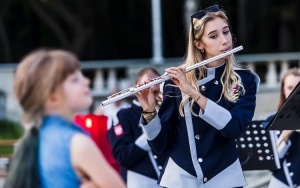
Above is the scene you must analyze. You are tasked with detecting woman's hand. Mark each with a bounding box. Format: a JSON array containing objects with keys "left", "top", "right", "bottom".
[
  {"left": 166, "top": 66, "right": 207, "bottom": 110},
  {"left": 165, "top": 66, "right": 196, "bottom": 97},
  {"left": 135, "top": 85, "right": 157, "bottom": 112}
]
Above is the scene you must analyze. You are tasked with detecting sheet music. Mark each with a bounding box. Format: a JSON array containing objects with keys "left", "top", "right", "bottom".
[{"left": 267, "top": 81, "right": 300, "bottom": 130}]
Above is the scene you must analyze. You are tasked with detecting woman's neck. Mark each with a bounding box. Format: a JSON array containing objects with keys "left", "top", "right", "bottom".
[{"left": 206, "top": 59, "right": 225, "bottom": 68}]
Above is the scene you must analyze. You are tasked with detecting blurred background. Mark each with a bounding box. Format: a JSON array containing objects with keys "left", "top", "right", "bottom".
[
  {"left": 0, "top": 0, "right": 300, "bottom": 62},
  {"left": 1, "top": 0, "right": 300, "bottom": 187},
  {"left": 1, "top": 0, "right": 299, "bottom": 118}
]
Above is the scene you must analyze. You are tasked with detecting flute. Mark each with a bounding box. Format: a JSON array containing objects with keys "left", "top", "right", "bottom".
[{"left": 101, "top": 45, "right": 243, "bottom": 106}]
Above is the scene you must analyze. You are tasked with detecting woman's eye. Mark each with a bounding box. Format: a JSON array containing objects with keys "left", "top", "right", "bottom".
[
  {"left": 224, "top": 30, "right": 230, "bottom": 35},
  {"left": 210, "top": 35, "right": 217, "bottom": 39}
]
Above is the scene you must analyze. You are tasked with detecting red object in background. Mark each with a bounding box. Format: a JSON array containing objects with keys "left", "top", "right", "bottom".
[{"left": 74, "top": 114, "right": 120, "bottom": 173}]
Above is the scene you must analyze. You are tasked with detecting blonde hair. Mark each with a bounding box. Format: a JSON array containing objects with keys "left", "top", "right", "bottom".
[{"left": 178, "top": 10, "right": 245, "bottom": 116}]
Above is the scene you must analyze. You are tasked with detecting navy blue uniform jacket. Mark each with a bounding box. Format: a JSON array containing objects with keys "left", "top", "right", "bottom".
[
  {"left": 107, "top": 100, "right": 168, "bottom": 188},
  {"left": 266, "top": 115, "right": 300, "bottom": 188},
  {"left": 141, "top": 63, "right": 260, "bottom": 188}
]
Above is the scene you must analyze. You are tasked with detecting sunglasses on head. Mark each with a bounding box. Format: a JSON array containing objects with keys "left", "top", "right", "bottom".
[{"left": 190, "top": 5, "right": 221, "bottom": 39}]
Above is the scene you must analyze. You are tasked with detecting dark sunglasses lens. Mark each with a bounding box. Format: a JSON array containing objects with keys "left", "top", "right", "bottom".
[
  {"left": 208, "top": 5, "right": 220, "bottom": 12},
  {"left": 191, "top": 5, "right": 220, "bottom": 19}
]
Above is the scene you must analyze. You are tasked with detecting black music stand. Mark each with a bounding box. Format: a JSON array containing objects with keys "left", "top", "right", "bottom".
[
  {"left": 236, "top": 121, "right": 280, "bottom": 171},
  {"left": 266, "top": 81, "right": 300, "bottom": 130}
]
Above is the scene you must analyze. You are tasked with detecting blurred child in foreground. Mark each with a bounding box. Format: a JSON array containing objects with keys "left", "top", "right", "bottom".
[{"left": 4, "top": 49, "right": 125, "bottom": 188}]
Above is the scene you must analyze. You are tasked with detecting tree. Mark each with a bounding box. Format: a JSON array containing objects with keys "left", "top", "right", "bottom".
[
  {"left": 0, "top": 0, "right": 12, "bottom": 62},
  {"left": 29, "top": 0, "right": 93, "bottom": 56}
]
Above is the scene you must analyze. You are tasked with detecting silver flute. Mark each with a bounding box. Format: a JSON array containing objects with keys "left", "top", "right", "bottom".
[{"left": 101, "top": 45, "right": 243, "bottom": 106}]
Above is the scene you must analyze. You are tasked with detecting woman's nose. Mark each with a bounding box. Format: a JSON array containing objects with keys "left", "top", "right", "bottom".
[{"left": 221, "top": 34, "right": 230, "bottom": 45}]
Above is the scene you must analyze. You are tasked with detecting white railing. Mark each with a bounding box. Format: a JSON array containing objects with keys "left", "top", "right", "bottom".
[
  {"left": 80, "top": 52, "right": 300, "bottom": 98},
  {"left": 236, "top": 52, "right": 300, "bottom": 90},
  {"left": 1, "top": 52, "right": 300, "bottom": 96},
  {"left": 0, "top": 52, "right": 300, "bottom": 119}
]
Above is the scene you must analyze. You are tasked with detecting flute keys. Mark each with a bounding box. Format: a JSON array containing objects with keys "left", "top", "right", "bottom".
[{"left": 201, "top": 85, "right": 206, "bottom": 91}]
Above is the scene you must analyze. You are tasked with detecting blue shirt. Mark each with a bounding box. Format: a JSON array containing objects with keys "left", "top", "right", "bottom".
[{"left": 38, "top": 115, "right": 87, "bottom": 188}]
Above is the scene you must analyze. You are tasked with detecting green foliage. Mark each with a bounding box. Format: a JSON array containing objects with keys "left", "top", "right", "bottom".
[
  {"left": 0, "top": 119, "right": 24, "bottom": 139},
  {"left": 0, "top": 119, "right": 23, "bottom": 156},
  {"left": 0, "top": 146, "right": 14, "bottom": 156}
]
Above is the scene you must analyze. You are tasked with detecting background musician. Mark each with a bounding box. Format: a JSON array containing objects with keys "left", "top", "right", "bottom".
[
  {"left": 107, "top": 67, "right": 168, "bottom": 188},
  {"left": 267, "top": 68, "right": 300, "bottom": 188}
]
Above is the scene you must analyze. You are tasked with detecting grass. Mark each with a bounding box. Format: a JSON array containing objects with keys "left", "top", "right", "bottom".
[
  {"left": 0, "top": 147, "right": 14, "bottom": 156},
  {"left": 0, "top": 119, "right": 24, "bottom": 139},
  {"left": 0, "top": 119, "right": 24, "bottom": 157}
]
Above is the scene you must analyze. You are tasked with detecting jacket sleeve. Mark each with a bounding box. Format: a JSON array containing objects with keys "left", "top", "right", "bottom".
[
  {"left": 141, "top": 81, "right": 178, "bottom": 154},
  {"left": 107, "top": 109, "right": 149, "bottom": 167},
  {"left": 199, "top": 71, "right": 258, "bottom": 139}
]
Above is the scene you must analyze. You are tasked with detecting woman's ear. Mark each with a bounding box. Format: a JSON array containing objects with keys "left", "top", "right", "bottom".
[{"left": 193, "top": 40, "right": 203, "bottom": 51}]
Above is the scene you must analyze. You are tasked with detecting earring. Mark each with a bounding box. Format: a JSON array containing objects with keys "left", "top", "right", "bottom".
[{"left": 201, "top": 49, "right": 204, "bottom": 53}]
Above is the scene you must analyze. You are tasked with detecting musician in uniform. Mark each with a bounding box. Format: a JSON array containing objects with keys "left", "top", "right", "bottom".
[
  {"left": 136, "top": 5, "right": 260, "bottom": 188},
  {"left": 107, "top": 67, "right": 168, "bottom": 188},
  {"left": 267, "top": 68, "right": 300, "bottom": 188}
]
